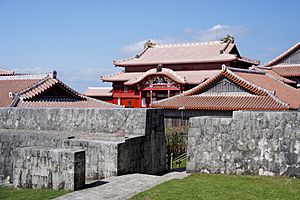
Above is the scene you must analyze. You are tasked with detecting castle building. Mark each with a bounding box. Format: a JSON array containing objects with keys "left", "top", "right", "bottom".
[
  {"left": 93, "top": 40, "right": 259, "bottom": 108},
  {"left": 0, "top": 69, "right": 119, "bottom": 108},
  {"left": 151, "top": 66, "right": 300, "bottom": 114}
]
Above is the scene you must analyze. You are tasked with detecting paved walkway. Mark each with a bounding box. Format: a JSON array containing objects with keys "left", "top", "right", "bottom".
[{"left": 55, "top": 171, "right": 189, "bottom": 200}]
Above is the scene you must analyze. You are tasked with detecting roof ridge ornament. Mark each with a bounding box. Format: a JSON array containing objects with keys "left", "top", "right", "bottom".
[
  {"left": 157, "top": 64, "right": 163, "bottom": 72},
  {"left": 144, "top": 40, "right": 156, "bottom": 49},
  {"left": 220, "top": 34, "right": 235, "bottom": 44},
  {"left": 221, "top": 64, "right": 227, "bottom": 71}
]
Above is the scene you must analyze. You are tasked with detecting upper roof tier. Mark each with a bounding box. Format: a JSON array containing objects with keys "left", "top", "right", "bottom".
[
  {"left": 263, "top": 41, "right": 300, "bottom": 77},
  {"left": 113, "top": 40, "right": 260, "bottom": 67}
]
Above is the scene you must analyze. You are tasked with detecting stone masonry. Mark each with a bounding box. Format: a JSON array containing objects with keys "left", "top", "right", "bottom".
[
  {"left": 187, "top": 111, "right": 300, "bottom": 177},
  {"left": 13, "top": 147, "right": 85, "bottom": 190},
  {"left": 0, "top": 108, "right": 166, "bottom": 184}
]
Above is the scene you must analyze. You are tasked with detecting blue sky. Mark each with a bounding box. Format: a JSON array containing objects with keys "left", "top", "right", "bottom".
[{"left": 0, "top": 0, "right": 299, "bottom": 92}]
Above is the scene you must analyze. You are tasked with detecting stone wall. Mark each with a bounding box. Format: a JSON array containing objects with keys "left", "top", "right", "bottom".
[
  {"left": 187, "top": 111, "right": 300, "bottom": 177},
  {"left": 0, "top": 108, "right": 166, "bottom": 183},
  {"left": 13, "top": 147, "right": 85, "bottom": 190},
  {"left": 0, "top": 108, "right": 148, "bottom": 136}
]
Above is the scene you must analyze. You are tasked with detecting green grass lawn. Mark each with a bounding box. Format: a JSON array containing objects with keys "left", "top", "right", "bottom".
[
  {"left": 130, "top": 174, "right": 300, "bottom": 200},
  {"left": 0, "top": 186, "right": 70, "bottom": 200}
]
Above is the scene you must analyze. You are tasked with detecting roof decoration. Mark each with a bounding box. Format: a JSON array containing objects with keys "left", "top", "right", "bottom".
[
  {"left": 124, "top": 67, "right": 185, "bottom": 85},
  {"left": 101, "top": 69, "right": 219, "bottom": 85},
  {"left": 113, "top": 40, "right": 259, "bottom": 66},
  {"left": 0, "top": 68, "right": 15, "bottom": 76}
]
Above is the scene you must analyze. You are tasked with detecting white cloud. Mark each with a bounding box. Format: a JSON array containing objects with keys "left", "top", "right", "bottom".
[
  {"left": 191, "top": 24, "right": 247, "bottom": 41},
  {"left": 265, "top": 47, "right": 278, "bottom": 52},
  {"left": 120, "top": 24, "right": 247, "bottom": 55}
]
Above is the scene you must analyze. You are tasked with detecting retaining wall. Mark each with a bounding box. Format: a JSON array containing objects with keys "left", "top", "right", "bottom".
[
  {"left": 187, "top": 111, "right": 300, "bottom": 177},
  {"left": 0, "top": 108, "right": 166, "bottom": 183}
]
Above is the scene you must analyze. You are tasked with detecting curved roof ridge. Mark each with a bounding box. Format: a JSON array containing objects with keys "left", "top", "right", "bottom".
[
  {"left": 101, "top": 70, "right": 125, "bottom": 79},
  {"left": 193, "top": 93, "right": 256, "bottom": 97},
  {"left": 264, "top": 41, "right": 300, "bottom": 67},
  {"left": 18, "top": 77, "right": 84, "bottom": 101},
  {"left": 124, "top": 67, "right": 185, "bottom": 85},
  {"left": 182, "top": 65, "right": 271, "bottom": 97}
]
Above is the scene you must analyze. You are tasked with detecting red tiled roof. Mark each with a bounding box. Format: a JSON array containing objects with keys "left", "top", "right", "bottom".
[
  {"left": 271, "top": 65, "right": 300, "bottom": 77},
  {"left": 151, "top": 94, "right": 287, "bottom": 110},
  {"left": 19, "top": 77, "right": 84, "bottom": 101},
  {"left": 234, "top": 70, "right": 300, "bottom": 109},
  {"left": 0, "top": 71, "right": 120, "bottom": 108},
  {"left": 264, "top": 42, "right": 300, "bottom": 67},
  {"left": 84, "top": 87, "right": 113, "bottom": 97},
  {"left": 101, "top": 69, "right": 219, "bottom": 85},
  {"left": 113, "top": 41, "right": 259, "bottom": 66},
  {"left": 17, "top": 97, "right": 118, "bottom": 108},
  {"left": 101, "top": 71, "right": 142, "bottom": 82},
  {"left": 0, "top": 78, "right": 41, "bottom": 107},
  {"left": 151, "top": 66, "right": 300, "bottom": 110}
]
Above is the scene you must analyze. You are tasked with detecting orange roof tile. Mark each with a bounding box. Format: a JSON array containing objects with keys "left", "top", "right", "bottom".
[
  {"left": 151, "top": 94, "right": 287, "bottom": 111},
  {"left": 101, "top": 69, "right": 219, "bottom": 85},
  {"left": 17, "top": 97, "right": 118, "bottom": 108},
  {"left": 151, "top": 66, "right": 300, "bottom": 111},
  {"left": 113, "top": 41, "right": 259, "bottom": 66},
  {"left": 271, "top": 65, "right": 300, "bottom": 77},
  {"left": 0, "top": 71, "right": 120, "bottom": 108},
  {"left": 84, "top": 87, "right": 113, "bottom": 97},
  {"left": 0, "top": 78, "right": 41, "bottom": 107}
]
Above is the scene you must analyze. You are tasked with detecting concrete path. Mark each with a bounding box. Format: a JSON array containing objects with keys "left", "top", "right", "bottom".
[{"left": 55, "top": 171, "right": 189, "bottom": 200}]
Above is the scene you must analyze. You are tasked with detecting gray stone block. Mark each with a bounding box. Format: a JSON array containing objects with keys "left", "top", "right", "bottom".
[{"left": 13, "top": 147, "right": 85, "bottom": 190}]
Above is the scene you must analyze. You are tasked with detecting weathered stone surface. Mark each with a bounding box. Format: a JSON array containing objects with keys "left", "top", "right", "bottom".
[
  {"left": 13, "top": 147, "right": 85, "bottom": 190},
  {"left": 187, "top": 111, "right": 300, "bottom": 177},
  {"left": 0, "top": 108, "right": 166, "bottom": 184},
  {"left": 0, "top": 108, "right": 148, "bottom": 135}
]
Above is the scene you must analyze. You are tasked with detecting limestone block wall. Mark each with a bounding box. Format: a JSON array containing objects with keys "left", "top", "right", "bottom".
[
  {"left": 187, "top": 111, "right": 300, "bottom": 177},
  {"left": 13, "top": 147, "right": 85, "bottom": 190},
  {"left": 0, "top": 108, "right": 166, "bottom": 183},
  {"left": 0, "top": 108, "right": 148, "bottom": 135},
  {"left": 63, "top": 139, "right": 120, "bottom": 179},
  {"left": 0, "top": 129, "right": 66, "bottom": 183}
]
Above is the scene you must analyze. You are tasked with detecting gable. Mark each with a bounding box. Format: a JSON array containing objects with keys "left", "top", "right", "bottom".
[
  {"left": 26, "top": 84, "right": 82, "bottom": 101},
  {"left": 278, "top": 48, "right": 300, "bottom": 65},
  {"left": 197, "top": 78, "right": 250, "bottom": 95}
]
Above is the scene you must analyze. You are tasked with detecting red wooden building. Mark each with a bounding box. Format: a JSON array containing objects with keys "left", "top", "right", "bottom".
[{"left": 92, "top": 39, "right": 259, "bottom": 108}]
